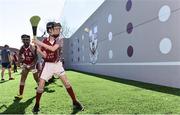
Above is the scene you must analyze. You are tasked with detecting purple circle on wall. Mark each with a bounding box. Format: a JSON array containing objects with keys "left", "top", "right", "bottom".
[
  {"left": 127, "top": 45, "right": 133, "bottom": 57},
  {"left": 78, "top": 48, "right": 80, "bottom": 52},
  {"left": 126, "top": 0, "right": 132, "bottom": 12},
  {"left": 78, "top": 57, "right": 80, "bottom": 62},
  {"left": 127, "top": 22, "right": 133, "bottom": 34}
]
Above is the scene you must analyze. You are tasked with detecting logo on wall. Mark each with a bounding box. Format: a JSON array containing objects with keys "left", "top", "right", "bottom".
[{"left": 89, "top": 30, "right": 98, "bottom": 64}]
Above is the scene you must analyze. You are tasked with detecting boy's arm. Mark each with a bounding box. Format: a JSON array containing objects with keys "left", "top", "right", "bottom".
[
  {"left": 7, "top": 50, "right": 12, "bottom": 63},
  {"left": 18, "top": 48, "right": 24, "bottom": 66},
  {"left": 35, "top": 45, "right": 47, "bottom": 58},
  {"left": 33, "top": 38, "right": 59, "bottom": 52},
  {"left": 29, "top": 45, "right": 38, "bottom": 67}
]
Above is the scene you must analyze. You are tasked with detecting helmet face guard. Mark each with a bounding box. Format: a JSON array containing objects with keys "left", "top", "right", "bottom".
[
  {"left": 46, "top": 22, "right": 62, "bottom": 38},
  {"left": 54, "top": 23, "right": 62, "bottom": 28},
  {"left": 21, "top": 34, "right": 30, "bottom": 47}
]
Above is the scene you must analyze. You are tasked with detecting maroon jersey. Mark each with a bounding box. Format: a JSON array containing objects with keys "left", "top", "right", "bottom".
[
  {"left": 41, "top": 36, "right": 63, "bottom": 62},
  {"left": 19, "top": 45, "right": 37, "bottom": 65},
  {"left": 13, "top": 54, "right": 18, "bottom": 62}
]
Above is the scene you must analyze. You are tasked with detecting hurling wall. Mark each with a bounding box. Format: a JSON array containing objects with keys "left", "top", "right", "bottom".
[{"left": 67, "top": 0, "right": 180, "bottom": 88}]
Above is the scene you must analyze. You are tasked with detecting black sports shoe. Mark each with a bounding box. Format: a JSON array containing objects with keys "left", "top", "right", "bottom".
[
  {"left": 73, "top": 101, "right": 84, "bottom": 111},
  {"left": 32, "top": 104, "right": 40, "bottom": 113},
  {"left": 1, "top": 78, "right": 5, "bottom": 81}
]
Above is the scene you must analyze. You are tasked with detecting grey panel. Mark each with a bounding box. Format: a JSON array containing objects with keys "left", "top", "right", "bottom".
[{"left": 64, "top": 0, "right": 180, "bottom": 88}]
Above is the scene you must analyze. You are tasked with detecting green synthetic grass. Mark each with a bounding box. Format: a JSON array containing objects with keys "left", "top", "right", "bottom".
[{"left": 1, "top": 70, "right": 180, "bottom": 114}]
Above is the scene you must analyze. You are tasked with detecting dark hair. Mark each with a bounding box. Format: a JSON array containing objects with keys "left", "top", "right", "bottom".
[{"left": 4, "top": 44, "right": 9, "bottom": 48}]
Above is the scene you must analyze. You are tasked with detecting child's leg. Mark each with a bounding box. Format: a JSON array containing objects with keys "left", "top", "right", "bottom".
[
  {"left": 14, "top": 69, "right": 29, "bottom": 99},
  {"left": 19, "top": 69, "right": 29, "bottom": 95},
  {"left": 59, "top": 74, "right": 84, "bottom": 110},
  {"left": 7, "top": 63, "right": 12, "bottom": 79},
  {"left": 35, "top": 78, "right": 46, "bottom": 105},
  {"left": 33, "top": 72, "right": 39, "bottom": 84},
  {"left": 33, "top": 78, "right": 46, "bottom": 113},
  {"left": 59, "top": 74, "right": 77, "bottom": 103},
  {"left": 1, "top": 67, "right": 5, "bottom": 80}
]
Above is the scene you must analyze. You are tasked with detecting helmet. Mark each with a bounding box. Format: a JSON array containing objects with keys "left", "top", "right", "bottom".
[
  {"left": 54, "top": 22, "right": 62, "bottom": 28},
  {"left": 46, "top": 22, "right": 56, "bottom": 33},
  {"left": 21, "top": 34, "right": 30, "bottom": 40},
  {"left": 46, "top": 22, "right": 62, "bottom": 33}
]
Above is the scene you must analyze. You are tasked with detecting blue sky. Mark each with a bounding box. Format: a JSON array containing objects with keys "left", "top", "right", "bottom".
[{"left": 0, "top": 0, "right": 104, "bottom": 49}]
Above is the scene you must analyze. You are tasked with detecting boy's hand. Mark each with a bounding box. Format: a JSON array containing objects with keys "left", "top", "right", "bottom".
[
  {"left": 36, "top": 45, "right": 41, "bottom": 51},
  {"left": 32, "top": 37, "right": 36, "bottom": 44},
  {"left": 32, "top": 38, "right": 41, "bottom": 46}
]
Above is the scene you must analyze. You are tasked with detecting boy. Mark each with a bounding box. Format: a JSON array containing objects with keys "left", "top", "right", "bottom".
[
  {"left": 32, "top": 22, "right": 83, "bottom": 113},
  {"left": 14, "top": 34, "right": 39, "bottom": 99},
  {"left": 12, "top": 51, "right": 18, "bottom": 73},
  {"left": 1, "top": 45, "right": 14, "bottom": 80}
]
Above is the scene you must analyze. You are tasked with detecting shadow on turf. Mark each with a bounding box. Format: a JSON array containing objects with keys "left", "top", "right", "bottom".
[
  {"left": 0, "top": 80, "right": 9, "bottom": 84},
  {"left": 44, "top": 87, "right": 56, "bottom": 93},
  {"left": 42, "top": 76, "right": 63, "bottom": 93},
  {"left": 68, "top": 69, "right": 180, "bottom": 96},
  {"left": 34, "top": 86, "right": 56, "bottom": 93},
  {"left": 71, "top": 108, "right": 82, "bottom": 114},
  {"left": 1, "top": 96, "right": 35, "bottom": 114},
  {"left": 45, "top": 76, "right": 63, "bottom": 88},
  {"left": 0, "top": 104, "right": 7, "bottom": 110}
]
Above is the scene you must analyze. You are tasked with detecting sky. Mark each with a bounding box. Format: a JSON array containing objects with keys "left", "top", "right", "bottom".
[{"left": 0, "top": 0, "right": 104, "bottom": 49}]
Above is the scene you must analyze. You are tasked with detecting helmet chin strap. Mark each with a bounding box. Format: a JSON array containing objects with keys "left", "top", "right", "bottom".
[
  {"left": 49, "top": 35, "right": 53, "bottom": 37},
  {"left": 52, "top": 34, "right": 59, "bottom": 38},
  {"left": 24, "top": 44, "right": 30, "bottom": 48}
]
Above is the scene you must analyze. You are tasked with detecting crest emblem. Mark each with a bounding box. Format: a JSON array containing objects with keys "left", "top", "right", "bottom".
[{"left": 89, "top": 32, "right": 98, "bottom": 64}]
